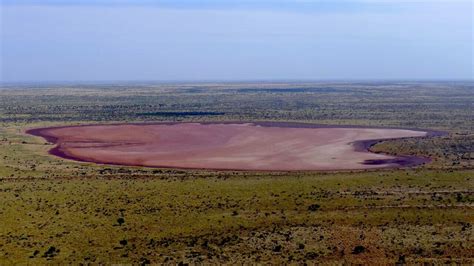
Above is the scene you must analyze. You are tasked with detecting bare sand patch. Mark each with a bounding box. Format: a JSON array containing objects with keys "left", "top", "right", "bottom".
[{"left": 27, "top": 122, "right": 430, "bottom": 171}]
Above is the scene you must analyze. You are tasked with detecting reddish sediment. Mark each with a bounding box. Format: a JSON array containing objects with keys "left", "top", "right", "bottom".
[{"left": 26, "top": 122, "right": 442, "bottom": 171}]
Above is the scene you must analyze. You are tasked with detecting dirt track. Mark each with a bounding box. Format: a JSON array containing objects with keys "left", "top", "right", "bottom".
[{"left": 27, "top": 123, "right": 429, "bottom": 171}]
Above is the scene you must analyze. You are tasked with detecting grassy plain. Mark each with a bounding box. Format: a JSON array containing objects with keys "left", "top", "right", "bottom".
[{"left": 0, "top": 82, "right": 472, "bottom": 264}]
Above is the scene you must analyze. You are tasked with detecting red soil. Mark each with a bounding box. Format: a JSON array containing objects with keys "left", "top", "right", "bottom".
[{"left": 27, "top": 123, "right": 428, "bottom": 171}]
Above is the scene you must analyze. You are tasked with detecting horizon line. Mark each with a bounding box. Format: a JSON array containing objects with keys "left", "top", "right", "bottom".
[{"left": 1, "top": 78, "right": 473, "bottom": 87}]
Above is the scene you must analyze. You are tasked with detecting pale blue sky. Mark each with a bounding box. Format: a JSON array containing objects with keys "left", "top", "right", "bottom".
[{"left": 1, "top": 0, "right": 472, "bottom": 82}]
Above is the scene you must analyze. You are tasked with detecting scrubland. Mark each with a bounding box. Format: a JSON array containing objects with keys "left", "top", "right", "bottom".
[{"left": 0, "top": 82, "right": 472, "bottom": 263}]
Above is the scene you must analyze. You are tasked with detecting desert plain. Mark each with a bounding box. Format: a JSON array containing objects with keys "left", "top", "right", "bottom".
[{"left": 0, "top": 82, "right": 472, "bottom": 264}]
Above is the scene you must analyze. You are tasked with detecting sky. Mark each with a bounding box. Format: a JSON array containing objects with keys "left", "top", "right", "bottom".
[{"left": 1, "top": 0, "right": 472, "bottom": 82}]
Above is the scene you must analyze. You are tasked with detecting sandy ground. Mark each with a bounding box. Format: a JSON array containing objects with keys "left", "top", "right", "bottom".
[{"left": 28, "top": 123, "right": 428, "bottom": 171}]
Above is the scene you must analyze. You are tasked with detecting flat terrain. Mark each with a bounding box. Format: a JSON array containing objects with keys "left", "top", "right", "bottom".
[
  {"left": 0, "top": 82, "right": 472, "bottom": 264},
  {"left": 29, "top": 123, "right": 428, "bottom": 171}
]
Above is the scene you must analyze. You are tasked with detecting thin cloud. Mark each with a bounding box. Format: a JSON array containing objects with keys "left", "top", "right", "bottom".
[{"left": 0, "top": 0, "right": 405, "bottom": 14}]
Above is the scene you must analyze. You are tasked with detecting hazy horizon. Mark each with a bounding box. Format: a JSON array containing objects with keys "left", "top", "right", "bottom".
[{"left": 1, "top": 0, "right": 473, "bottom": 82}]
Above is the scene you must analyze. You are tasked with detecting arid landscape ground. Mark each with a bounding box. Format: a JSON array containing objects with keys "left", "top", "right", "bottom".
[
  {"left": 27, "top": 122, "right": 430, "bottom": 171},
  {"left": 0, "top": 82, "right": 472, "bottom": 264}
]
